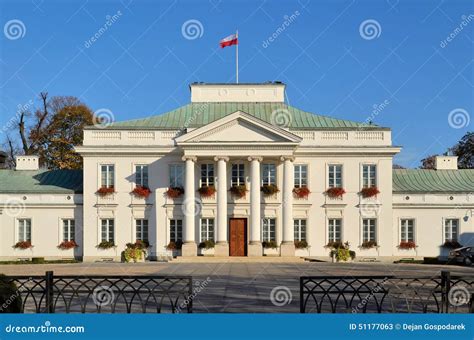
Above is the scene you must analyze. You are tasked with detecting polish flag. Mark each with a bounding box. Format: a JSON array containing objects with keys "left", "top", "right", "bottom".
[{"left": 220, "top": 33, "right": 238, "bottom": 48}]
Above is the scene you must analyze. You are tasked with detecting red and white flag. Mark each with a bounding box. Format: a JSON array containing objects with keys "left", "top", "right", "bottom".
[{"left": 220, "top": 33, "right": 238, "bottom": 48}]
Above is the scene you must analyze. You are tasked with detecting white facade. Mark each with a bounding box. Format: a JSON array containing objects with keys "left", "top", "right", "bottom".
[{"left": 0, "top": 83, "right": 472, "bottom": 261}]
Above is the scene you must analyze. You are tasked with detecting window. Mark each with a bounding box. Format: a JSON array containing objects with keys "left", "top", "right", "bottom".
[
  {"left": 101, "top": 219, "right": 114, "bottom": 242},
  {"left": 136, "top": 219, "right": 149, "bottom": 242},
  {"left": 328, "top": 164, "right": 342, "bottom": 188},
  {"left": 294, "top": 219, "right": 307, "bottom": 241},
  {"left": 170, "top": 219, "right": 183, "bottom": 242},
  {"left": 445, "top": 219, "right": 459, "bottom": 242},
  {"left": 169, "top": 164, "right": 184, "bottom": 187},
  {"left": 400, "top": 219, "right": 414, "bottom": 242},
  {"left": 231, "top": 164, "right": 245, "bottom": 186},
  {"left": 63, "top": 219, "right": 75, "bottom": 242},
  {"left": 201, "top": 218, "right": 214, "bottom": 242},
  {"left": 261, "top": 164, "right": 276, "bottom": 185},
  {"left": 135, "top": 165, "right": 149, "bottom": 188},
  {"left": 200, "top": 164, "right": 214, "bottom": 186},
  {"left": 262, "top": 218, "right": 276, "bottom": 242},
  {"left": 18, "top": 219, "right": 31, "bottom": 242},
  {"left": 328, "top": 219, "right": 342, "bottom": 243},
  {"left": 362, "top": 165, "right": 377, "bottom": 188},
  {"left": 101, "top": 165, "right": 114, "bottom": 188},
  {"left": 362, "top": 219, "right": 376, "bottom": 242},
  {"left": 294, "top": 165, "right": 308, "bottom": 188}
]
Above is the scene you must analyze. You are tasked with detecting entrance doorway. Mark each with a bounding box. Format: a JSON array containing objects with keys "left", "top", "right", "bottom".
[{"left": 229, "top": 218, "right": 247, "bottom": 256}]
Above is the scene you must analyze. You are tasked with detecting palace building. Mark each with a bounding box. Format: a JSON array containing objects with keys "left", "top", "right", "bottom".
[{"left": 0, "top": 82, "right": 473, "bottom": 261}]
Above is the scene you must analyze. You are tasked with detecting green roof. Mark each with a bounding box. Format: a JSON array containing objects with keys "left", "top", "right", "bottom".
[
  {"left": 393, "top": 169, "right": 474, "bottom": 193},
  {"left": 100, "top": 102, "right": 384, "bottom": 130},
  {"left": 0, "top": 169, "right": 83, "bottom": 194}
]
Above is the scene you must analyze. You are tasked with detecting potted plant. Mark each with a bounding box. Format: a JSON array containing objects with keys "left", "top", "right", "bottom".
[
  {"left": 166, "top": 186, "right": 184, "bottom": 198},
  {"left": 166, "top": 240, "right": 183, "bottom": 250},
  {"left": 97, "top": 187, "right": 115, "bottom": 197},
  {"left": 399, "top": 241, "right": 416, "bottom": 250},
  {"left": 325, "top": 187, "right": 346, "bottom": 198},
  {"left": 293, "top": 186, "right": 310, "bottom": 199},
  {"left": 294, "top": 240, "right": 308, "bottom": 249},
  {"left": 262, "top": 240, "right": 278, "bottom": 249},
  {"left": 57, "top": 240, "right": 78, "bottom": 250},
  {"left": 443, "top": 240, "right": 462, "bottom": 249},
  {"left": 360, "top": 240, "right": 378, "bottom": 249},
  {"left": 360, "top": 187, "right": 380, "bottom": 198},
  {"left": 97, "top": 241, "right": 116, "bottom": 250},
  {"left": 198, "top": 185, "right": 216, "bottom": 198},
  {"left": 261, "top": 184, "right": 279, "bottom": 197},
  {"left": 329, "top": 242, "right": 356, "bottom": 262},
  {"left": 131, "top": 186, "right": 151, "bottom": 198},
  {"left": 229, "top": 185, "right": 247, "bottom": 198},
  {"left": 198, "top": 240, "right": 215, "bottom": 249},
  {"left": 13, "top": 241, "right": 33, "bottom": 250},
  {"left": 123, "top": 241, "right": 149, "bottom": 263}
]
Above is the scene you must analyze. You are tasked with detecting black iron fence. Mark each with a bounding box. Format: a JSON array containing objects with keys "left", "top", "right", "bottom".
[
  {"left": 2, "top": 271, "right": 193, "bottom": 313},
  {"left": 300, "top": 271, "right": 474, "bottom": 313}
]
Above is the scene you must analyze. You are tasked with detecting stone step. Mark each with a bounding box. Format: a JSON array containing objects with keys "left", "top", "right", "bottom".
[{"left": 172, "top": 256, "right": 306, "bottom": 263}]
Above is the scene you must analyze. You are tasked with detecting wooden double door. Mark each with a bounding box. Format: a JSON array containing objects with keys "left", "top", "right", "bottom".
[{"left": 229, "top": 218, "right": 247, "bottom": 256}]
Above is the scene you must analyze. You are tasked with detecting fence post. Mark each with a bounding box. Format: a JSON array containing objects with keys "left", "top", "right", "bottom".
[
  {"left": 470, "top": 293, "right": 474, "bottom": 314},
  {"left": 299, "top": 277, "right": 304, "bottom": 313},
  {"left": 45, "top": 271, "right": 54, "bottom": 313},
  {"left": 188, "top": 277, "right": 193, "bottom": 313},
  {"left": 440, "top": 270, "right": 450, "bottom": 313}
]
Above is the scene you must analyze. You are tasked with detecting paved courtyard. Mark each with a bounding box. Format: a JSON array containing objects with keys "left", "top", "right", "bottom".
[{"left": 1, "top": 261, "right": 473, "bottom": 313}]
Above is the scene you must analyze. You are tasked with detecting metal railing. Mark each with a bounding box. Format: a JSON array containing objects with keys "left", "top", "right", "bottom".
[
  {"left": 3, "top": 271, "right": 193, "bottom": 313},
  {"left": 300, "top": 271, "right": 474, "bottom": 313}
]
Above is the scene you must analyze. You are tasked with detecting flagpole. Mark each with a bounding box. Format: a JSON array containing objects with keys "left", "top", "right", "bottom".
[{"left": 236, "top": 30, "right": 239, "bottom": 84}]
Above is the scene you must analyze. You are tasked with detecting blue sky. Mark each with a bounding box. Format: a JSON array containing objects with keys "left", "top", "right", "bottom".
[{"left": 0, "top": 0, "right": 472, "bottom": 167}]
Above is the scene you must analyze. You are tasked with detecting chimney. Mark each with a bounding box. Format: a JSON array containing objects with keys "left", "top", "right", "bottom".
[
  {"left": 434, "top": 155, "right": 458, "bottom": 170},
  {"left": 15, "top": 155, "right": 39, "bottom": 171}
]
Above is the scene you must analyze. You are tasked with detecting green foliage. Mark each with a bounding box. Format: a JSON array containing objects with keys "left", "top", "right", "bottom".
[
  {"left": 0, "top": 274, "right": 22, "bottom": 313},
  {"left": 262, "top": 240, "right": 278, "bottom": 249},
  {"left": 198, "top": 240, "right": 215, "bottom": 249},
  {"left": 329, "top": 241, "right": 356, "bottom": 262},
  {"left": 123, "top": 247, "right": 144, "bottom": 263},
  {"left": 294, "top": 240, "right": 308, "bottom": 249},
  {"left": 260, "top": 184, "right": 279, "bottom": 196},
  {"left": 31, "top": 257, "right": 44, "bottom": 264},
  {"left": 97, "top": 241, "right": 115, "bottom": 250}
]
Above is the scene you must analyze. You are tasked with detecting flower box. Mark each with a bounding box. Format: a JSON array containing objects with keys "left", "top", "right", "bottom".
[
  {"left": 166, "top": 186, "right": 184, "bottom": 198},
  {"left": 360, "top": 240, "right": 377, "bottom": 249},
  {"left": 131, "top": 186, "right": 151, "bottom": 199},
  {"left": 293, "top": 186, "right": 310, "bottom": 199},
  {"left": 97, "top": 187, "right": 115, "bottom": 197},
  {"left": 294, "top": 240, "right": 308, "bottom": 249},
  {"left": 326, "top": 187, "right": 346, "bottom": 198},
  {"left": 97, "top": 241, "right": 116, "bottom": 250},
  {"left": 166, "top": 241, "right": 183, "bottom": 250},
  {"left": 58, "top": 240, "right": 78, "bottom": 250},
  {"left": 262, "top": 240, "right": 278, "bottom": 249},
  {"left": 13, "top": 241, "right": 33, "bottom": 250},
  {"left": 443, "top": 240, "right": 462, "bottom": 249},
  {"left": 198, "top": 240, "right": 215, "bottom": 249},
  {"left": 198, "top": 185, "right": 216, "bottom": 198},
  {"left": 261, "top": 184, "right": 279, "bottom": 197},
  {"left": 399, "top": 241, "right": 416, "bottom": 250},
  {"left": 360, "top": 187, "right": 380, "bottom": 198},
  {"left": 229, "top": 185, "right": 247, "bottom": 199},
  {"left": 325, "top": 241, "right": 344, "bottom": 249}
]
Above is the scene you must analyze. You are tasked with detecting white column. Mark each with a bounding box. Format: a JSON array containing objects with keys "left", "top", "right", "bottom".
[
  {"left": 248, "top": 156, "right": 263, "bottom": 256},
  {"left": 281, "top": 156, "right": 295, "bottom": 256},
  {"left": 182, "top": 155, "right": 197, "bottom": 256},
  {"left": 214, "top": 156, "right": 229, "bottom": 256}
]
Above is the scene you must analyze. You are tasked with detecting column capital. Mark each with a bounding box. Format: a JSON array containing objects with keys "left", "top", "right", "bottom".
[
  {"left": 248, "top": 156, "right": 263, "bottom": 162},
  {"left": 214, "top": 156, "right": 229, "bottom": 162},
  {"left": 280, "top": 156, "right": 295, "bottom": 162},
  {"left": 182, "top": 155, "right": 197, "bottom": 162}
]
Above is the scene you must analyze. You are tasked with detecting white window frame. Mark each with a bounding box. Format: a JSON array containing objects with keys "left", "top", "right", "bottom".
[
  {"left": 170, "top": 219, "right": 183, "bottom": 242},
  {"left": 328, "top": 218, "right": 342, "bottom": 243},
  {"left": 400, "top": 219, "right": 415, "bottom": 242},
  {"left": 200, "top": 163, "right": 215, "bottom": 186},
  {"left": 169, "top": 164, "right": 184, "bottom": 188},
  {"left": 362, "top": 164, "right": 377, "bottom": 188},
  {"left": 294, "top": 164, "right": 308, "bottom": 188},
  {"left": 294, "top": 219, "right": 307, "bottom": 241},
  {"left": 18, "top": 218, "right": 32, "bottom": 242},
  {"left": 62, "top": 219, "right": 75, "bottom": 242},
  {"left": 261, "top": 163, "right": 276, "bottom": 186},
  {"left": 100, "top": 164, "right": 115, "bottom": 188},
  {"left": 231, "top": 163, "right": 245, "bottom": 186},
  {"left": 135, "top": 219, "right": 149, "bottom": 242},
  {"left": 262, "top": 218, "right": 276, "bottom": 242},
  {"left": 328, "top": 164, "right": 343, "bottom": 188},
  {"left": 200, "top": 218, "right": 214, "bottom": 242},
  {"left": 101, "top": 219, "right": 115, "bottom": 243},
  {"left": 135, "top": 164, "right": 149, "bottom": 188},
  {"left": 444, "top": 218, "right": 459, "bottom": 242},
  {"left": 362, "top": 218, "right": 377, "bottom": 243}
]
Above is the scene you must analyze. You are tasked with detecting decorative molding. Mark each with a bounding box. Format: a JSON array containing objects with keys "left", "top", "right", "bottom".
[
  {"left": 321, "top": 131, "right": 348, "bottom": 140},
  {"left": 182, "top": 155, "right": 197, "bottom": 162},
  {"left": 128, "top": 131, "right": 155, "bottom": 140},
  {"left": 280, "top": 156, "right": 295, "bottom": 162},
  {"left": 248, "top": 156, "right": 263, "bottom": 162},
  {"left": 214, "top": 156, "right": 230, "bottom": 162}
]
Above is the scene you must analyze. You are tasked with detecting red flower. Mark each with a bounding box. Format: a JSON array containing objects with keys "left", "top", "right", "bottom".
[
  {"left": 229, "top": 185, "right": 247, "bottom": 198},
  {"left": 166, "top": 187, "right": 184, "bottom": 198},
  {"left": 293, "top": 186, "right": 310, "bottom": 198},
  {"left": 132, "top": 186, "right": 151, "bottom": 198},
  {"left": 58, "top": 240, "right": 78, "bottom": 250},
  {"left": 13, "top": 241, "right": 33, "bottom": 249},
  {"left": 97, "top": 187, "right": 115, "bottom": 196},
  {"left": 326, "top": 187, "right": 346, "bottom": 198},
  {"left": 198, "top": 185, "right": 216, "bottom": 198},
  {"left": 399, "top": 241, "right": 416, "bottom": 249},
  {"left": 360, "top": 187, "right": 380, "bottom": 198}
]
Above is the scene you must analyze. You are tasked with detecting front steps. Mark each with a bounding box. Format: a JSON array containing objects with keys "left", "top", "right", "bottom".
[{"left": 172, "top": 256, "right": 306, "bottom": 263}]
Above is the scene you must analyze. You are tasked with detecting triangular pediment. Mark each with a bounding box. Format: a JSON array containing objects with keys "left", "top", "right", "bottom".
[{"left": 176, "top": 111, "right": 302, "bottom": 144}]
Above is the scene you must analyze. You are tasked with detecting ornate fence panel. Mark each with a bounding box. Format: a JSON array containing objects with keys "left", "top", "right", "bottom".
[
  {"left": 300, "top": 271, "right": 474, "bottom": 314},
  {"left": 3, "top": 271, "right": 193, "bottom": 313}
]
